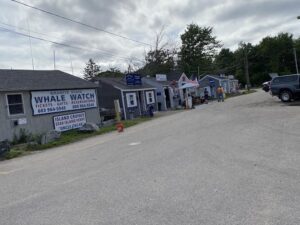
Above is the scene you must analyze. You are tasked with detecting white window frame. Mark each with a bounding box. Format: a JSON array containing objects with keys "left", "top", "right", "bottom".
[
  {"left": 126, "top": 92, "right": 137, "bottom": 108},
  {"left": 6, "top": 93, "right": 25, "bottom": 117},
  {"left": 146, "top": 91, "right": 155, "bottom": 104}
]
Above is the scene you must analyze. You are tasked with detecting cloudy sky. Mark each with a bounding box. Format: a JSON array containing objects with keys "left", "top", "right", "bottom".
[{"left": 0, "top": 0, "right": 300, "bottom": 77}]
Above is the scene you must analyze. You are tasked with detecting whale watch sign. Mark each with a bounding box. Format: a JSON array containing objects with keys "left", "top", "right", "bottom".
[{"left": 31, "top": 89, "right": 97, "bottom": 115}]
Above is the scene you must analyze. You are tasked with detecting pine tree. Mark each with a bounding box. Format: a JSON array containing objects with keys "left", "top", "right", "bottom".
[{"left": 83, "top": 58, "right": 101, "bottom": 80}]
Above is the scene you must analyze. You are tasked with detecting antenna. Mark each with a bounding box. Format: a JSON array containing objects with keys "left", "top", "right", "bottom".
[
  {"left": 27, "top": 19, "right": 34, "bottom": 70},
  {"left": 53, "top": 50, "right": 56, "bottom": 70},
  {"left": 69, "top": 54, "right": 74, "bottom": 75}
]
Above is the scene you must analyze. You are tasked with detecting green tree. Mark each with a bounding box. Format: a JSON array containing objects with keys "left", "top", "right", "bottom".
[
  {"left": 138, "top": 27, "right": 176, "bottom": 76},
  {"left": 234, "top": 42, "right": 256, "bottom": 86},
  {"left": 83, "top": 58, "right": 101, "bottom": 80},
  {"left": 95, "top": 67, "right": 124, "bottom": 77},
  {"left": 257, "top": 33, "right": 295, "bottom": 75},
  {"left": 179, "top": 24, "right": 221, "bottom": 75},
  {"left": 214, "top": 48, "right": 235, "bottom": 74},
  {"left": 140, "top": 48, "right": 176, "bottom": 76}
]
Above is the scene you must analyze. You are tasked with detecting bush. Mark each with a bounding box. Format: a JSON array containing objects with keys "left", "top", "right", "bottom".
[
  {"left": 11, "top": 129, "right": 43, "bottom": 146},
  {"left": 12, "top": 128, "right": 30, "bottom": 145}
]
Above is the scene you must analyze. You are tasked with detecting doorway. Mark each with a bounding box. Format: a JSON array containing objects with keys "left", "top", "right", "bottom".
[
  {"left": 138, "top": 91, "right": 146, "bottom": 113},
  {"left": 164, "top": 87, "right": 171, "bottom": 109}
]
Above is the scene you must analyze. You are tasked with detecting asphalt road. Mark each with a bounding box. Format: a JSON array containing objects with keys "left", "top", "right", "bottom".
[{"left": 1, "top": 90, "right": 300, "bottom": 225}]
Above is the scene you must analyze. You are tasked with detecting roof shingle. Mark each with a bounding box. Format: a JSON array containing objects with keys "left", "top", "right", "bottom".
[
  {"left": 94, "top": 77, "right": 155, "bottom": 90},
  {"left": 0, "top": 69, "right": 97, "bottom": 91}
]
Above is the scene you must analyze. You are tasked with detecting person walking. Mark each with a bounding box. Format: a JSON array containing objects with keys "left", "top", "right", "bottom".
[{"left": 217, "top": 86, "right": 224, "bottom": 102}]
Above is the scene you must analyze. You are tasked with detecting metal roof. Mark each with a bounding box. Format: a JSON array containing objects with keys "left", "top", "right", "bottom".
[{"left": 167, "top": 70, "right": 184, "bottom": 81}]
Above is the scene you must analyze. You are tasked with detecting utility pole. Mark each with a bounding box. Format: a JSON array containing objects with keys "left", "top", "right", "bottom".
[
  {"left": 244, "top": 47, "right": 250, "bottom": 89},
  {"left": 293, "top": 48, "right": 299, "bottom": 74},
  {"left": 69, "top": 55, "right": 74, "bottom": 75}
]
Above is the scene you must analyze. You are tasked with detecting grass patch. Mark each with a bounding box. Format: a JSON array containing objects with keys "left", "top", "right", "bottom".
[
  {"left": 0, "top": 117, "right": 152, "bottom": 161},
  {"left": 3, "top": 149, "right": 27, "bottom": 160},
  {"left": 28, "top": 117, "right": 152, "bottom": 151}
]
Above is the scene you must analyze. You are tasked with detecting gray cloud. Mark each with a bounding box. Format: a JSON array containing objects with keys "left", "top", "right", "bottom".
[
  {"left": 0, "top": 0, "right": 299, "bottom": 77},
  {"left": 215, "top": 0, "right": 300, "bottom": 22},
  {"left": 36, "top": 0, "right": 137, "bottom": 31}
]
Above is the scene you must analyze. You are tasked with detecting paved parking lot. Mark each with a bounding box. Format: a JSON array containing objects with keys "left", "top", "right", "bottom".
[{"left": 0, "top": 90, "right": 299, "bottom": 225}]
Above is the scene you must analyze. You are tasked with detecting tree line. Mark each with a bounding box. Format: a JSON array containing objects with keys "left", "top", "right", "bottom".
[{"left": 84, "top": 24, "right": 300, "bottom": 86}]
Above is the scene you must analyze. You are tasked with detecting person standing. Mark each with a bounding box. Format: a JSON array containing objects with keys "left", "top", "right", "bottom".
[
  {"left": 217, "top": 86, "right": 224, "bottom": 102},
  {"left": 204, "top": 88, "right": 209, "bottom": 104}
]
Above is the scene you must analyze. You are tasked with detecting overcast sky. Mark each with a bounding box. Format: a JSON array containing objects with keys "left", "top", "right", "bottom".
[{"left": 0, "top": 0, "right": 300, "bottom": 77}]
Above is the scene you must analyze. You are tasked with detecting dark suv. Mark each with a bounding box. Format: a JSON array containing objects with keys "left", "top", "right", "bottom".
[{"left": 270, "top": 74, "right": 300, "bottom": 102}]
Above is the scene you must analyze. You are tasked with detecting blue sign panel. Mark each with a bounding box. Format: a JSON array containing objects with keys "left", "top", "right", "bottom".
[
  {"left": 133, "top": 74, "right": 142, "bottom": 85},
  {"left": 126, "top": 74, "right": 142, "bottom": 85},
  {"left": 209, "top": 79, "right": 215, "bottom": 86},
  {"left": 209, "top": 79, "right": 215, "bottom": 84},
  {"left": 126, "top": 74, "right": 135, "bottom": 85}
]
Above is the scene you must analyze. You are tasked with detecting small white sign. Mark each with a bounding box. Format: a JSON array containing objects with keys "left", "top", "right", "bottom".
[
  {"left": 156, "top": 74, "right": 167, "bottom": 81},
  {"left": 18, "top": 118, "right": 27, "bottom": 125},
  {"left": 53, "top": 112, "right": 86, "bottom": 132}
]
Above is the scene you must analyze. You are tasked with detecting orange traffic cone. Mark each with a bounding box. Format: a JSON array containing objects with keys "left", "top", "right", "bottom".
[{"left": 116, "top": 122, "right": 124, "bottom": 132}]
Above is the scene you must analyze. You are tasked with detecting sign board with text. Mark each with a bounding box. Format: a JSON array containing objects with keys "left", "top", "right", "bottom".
[
  {"left": 31, "top": 89, "right": 97, "bottom": 115},
  {"left": 156, "top": 74, "right": 167, "bottom": 81},
  {"left": 126, "top": 74, "right": 142, "bottom": 85},
  {"left": 53, "top": 112, "right": 86, "bottom": 132}
]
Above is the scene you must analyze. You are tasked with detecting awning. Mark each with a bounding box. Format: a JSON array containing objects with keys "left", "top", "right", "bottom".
[{"left": 179, "top": 82, "right": 199, "bottom": 89}]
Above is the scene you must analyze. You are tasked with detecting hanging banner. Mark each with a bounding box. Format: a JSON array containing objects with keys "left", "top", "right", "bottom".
[
  {"left": 53, "top": 112, "right": 86, "bottom": 132},
  {"left": 31, "top": 89, "right": 97, "bottom": 115}
]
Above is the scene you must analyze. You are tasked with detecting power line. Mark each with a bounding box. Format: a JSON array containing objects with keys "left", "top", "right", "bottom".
[
  {"left": 11, "top": 0, "right": 152, "bottom": 47},
  {"left": 0, "top": 25, "right": 144, "bottom": 63},
  {"left": 0, "top": 21, "right": 64, "bottom": 41},
  {"left": 0, "top": 21, "right": 143, "bottom": 62},
  {"left": 0, "top": 25, "right": 139, "bottom": 62}
]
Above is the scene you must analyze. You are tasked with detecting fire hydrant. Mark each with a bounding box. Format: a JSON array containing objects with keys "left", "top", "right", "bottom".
[{"left": 116, "top": 122, "right": 124, "bottom": 132}]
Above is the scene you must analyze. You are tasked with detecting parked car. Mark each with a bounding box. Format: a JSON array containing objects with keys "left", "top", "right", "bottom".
[
  {"left": 270, "top": 74, "right": 300, "bottom": 102},
  {"left": 262, "top": 81, "right": 270, "bottom": 92}
]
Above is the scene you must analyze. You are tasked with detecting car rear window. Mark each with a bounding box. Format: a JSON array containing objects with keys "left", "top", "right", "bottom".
[{"left": 272, "top": 75, "right": 298, "bottom": 84}]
